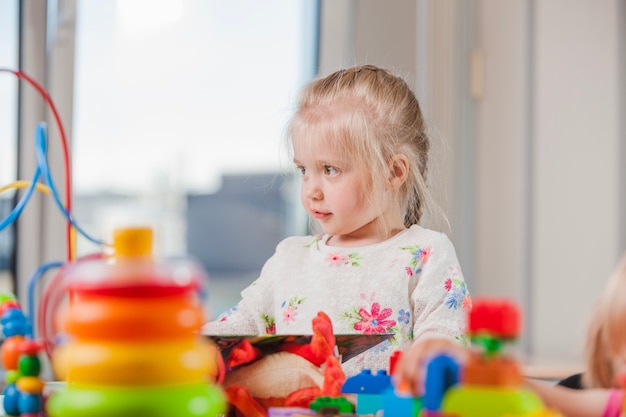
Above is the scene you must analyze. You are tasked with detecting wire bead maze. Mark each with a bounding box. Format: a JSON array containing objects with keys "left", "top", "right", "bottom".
[{"left": 0, "top": 69, "right": 226, "bottom": 416}]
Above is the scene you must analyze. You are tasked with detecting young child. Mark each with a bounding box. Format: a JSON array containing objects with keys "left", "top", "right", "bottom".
[
  {"left": 581, "top": 255, "right": 626, "bottom": 391},
  {"left": 394, "top": 255, "right": 626, "bottom": 417},
  {"left": 203, "top": 64, "right": 471, "bottom": 377}
]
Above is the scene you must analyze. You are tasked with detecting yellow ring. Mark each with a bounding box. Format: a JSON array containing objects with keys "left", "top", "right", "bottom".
[{"left": 53, "top": 339, "right": 218, "bottom": 385}]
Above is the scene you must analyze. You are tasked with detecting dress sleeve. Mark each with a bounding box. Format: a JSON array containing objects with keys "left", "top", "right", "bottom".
[
  {"left": 601, "top": 389, "right": 625, "bottom": 417},
  {"left": 202, "top": 250, "right": 279, "bottom": 336},
  {"left": 410, "top": 233, "right": 470, "bottom": 344}
]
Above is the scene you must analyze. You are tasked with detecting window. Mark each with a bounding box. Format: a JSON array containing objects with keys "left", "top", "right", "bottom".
[
  {"left": 0, "top": 0, "right": 20, "bottom": 294},
  {"left": 71, "top": 0, "right": 318, "bottom": 315}
]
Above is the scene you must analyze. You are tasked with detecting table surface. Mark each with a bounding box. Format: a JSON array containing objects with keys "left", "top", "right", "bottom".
[{"left": 521, "top": 356, "right": 585, "bottom": 382}]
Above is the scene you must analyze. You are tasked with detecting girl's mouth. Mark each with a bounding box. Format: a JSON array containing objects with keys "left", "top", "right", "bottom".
[{"left": 311, "top": 210, "right": 330, "bottom": 220}]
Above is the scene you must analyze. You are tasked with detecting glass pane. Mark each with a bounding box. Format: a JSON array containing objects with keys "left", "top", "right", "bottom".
[
  {"left": 72, "top": 0, "right": 318, "bottom": 316},
  {"left": 0, "top": 0, "right": 19, "bottom": 294}
]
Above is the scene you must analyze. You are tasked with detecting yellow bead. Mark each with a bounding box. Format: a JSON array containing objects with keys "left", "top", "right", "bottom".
[{"left": 16, "top": 376, "right": 44, "bottom": 393}]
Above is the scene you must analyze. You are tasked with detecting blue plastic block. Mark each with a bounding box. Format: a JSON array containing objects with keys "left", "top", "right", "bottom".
[
  {"left": 423, "top": 353, "right": 460, "bottom": 411},
  {"left": 341, "top": 369, "right": 392, "bottom": 394}
]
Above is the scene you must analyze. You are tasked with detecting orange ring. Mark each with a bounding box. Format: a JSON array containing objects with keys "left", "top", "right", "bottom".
[{"left": 59, "top": 295, "right": 204, "bottom": 340}]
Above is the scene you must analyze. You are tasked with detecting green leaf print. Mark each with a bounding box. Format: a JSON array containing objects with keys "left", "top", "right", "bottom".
[
  {"left": 305, "top": 235, "right": 322, "bottom": 248},
  {"left": 347, "top": 253, "right": 362, "bottom": 267},
  {"left": 400, "top": 245, "right": 431, "bottom": 275},
  {"left": 261, "top": 313, "right": 276, "bottom": 334},
  {"left": 341, "top": 307, "right": 364, "bottom": 323}
]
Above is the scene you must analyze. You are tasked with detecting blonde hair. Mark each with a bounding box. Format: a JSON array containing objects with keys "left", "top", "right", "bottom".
[
  {"left": 286, "top": 65, "right": 431, "bottom": 233},
  {"left": 584, "top": 255, "right": 626, "bottom": 388}
]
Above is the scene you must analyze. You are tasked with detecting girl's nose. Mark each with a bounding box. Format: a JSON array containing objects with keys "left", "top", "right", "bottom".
[{"left": 302, "top": 178, "right": 323, "bottom": 200}]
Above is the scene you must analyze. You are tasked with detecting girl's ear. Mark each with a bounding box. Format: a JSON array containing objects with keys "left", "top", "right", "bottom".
[{"left": 388, "top": 154, "right": 409, "bottom": 190}]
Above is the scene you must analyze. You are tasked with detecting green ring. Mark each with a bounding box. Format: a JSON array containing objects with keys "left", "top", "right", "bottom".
[{"left": 46, "top": 382, "right": 227, "bottom": 417}]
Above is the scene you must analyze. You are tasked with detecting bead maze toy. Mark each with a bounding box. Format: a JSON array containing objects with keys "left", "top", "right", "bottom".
[
  {"left": 0, "top": 68, "right": 226, "bottom": 416},
  {"left": 1, "top": 227, "right": 228, "bottom": 417}
]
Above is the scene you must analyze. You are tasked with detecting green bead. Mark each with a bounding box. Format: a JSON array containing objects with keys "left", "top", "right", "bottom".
[
  {"left": 18, "top": 355, "right": 41, "bottom": 376},
  {"left": 5, "top": 369, "right": 20, "bottom": 384},
  {"left": 0, "top": 293, "right": 17, "bottom": 304}
]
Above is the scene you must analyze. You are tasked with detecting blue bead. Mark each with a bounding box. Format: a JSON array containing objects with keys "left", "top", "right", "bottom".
[
  {"left": 18, "top": 391, "right": 42, "bottom": 413},
  {"left": 2, "top": 320, "right": 26, "bottom": 337},
  {"left": 1, "top": 308, "right": 25, "bottom": 324},
  {"left": 3, "top": 384, "right": 20, "bottom": 415}
]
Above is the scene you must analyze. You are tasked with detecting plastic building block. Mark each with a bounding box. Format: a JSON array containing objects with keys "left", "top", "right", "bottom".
[
  {"left": 389, "top": 350, "right": 402, "bottom": 375},
  {"left": 380, "top": 387, "right": 422, "bottom": 417},
  {"left": 342, "top": 369, "right": 391, "bottom": 394},
  {"left": 469, "top": 298, "right": 521, "bottom": 339},
  {"left": 462, "top": 351, "right": 523, "bottom": 387},
  {"left": 442, "top": 385, "right": 545, "bottom": 417},
  {"left": 309, "top": 396, "right": 354, "bottom": 414},
  {"left": 341, "top": 369, "right": 391, "bottom": 414},
  {"left": 423, "top": 354, "right": 460, "bottom": 411}
]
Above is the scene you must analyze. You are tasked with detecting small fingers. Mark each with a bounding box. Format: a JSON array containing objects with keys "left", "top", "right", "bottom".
[{"left": 392, "top": 337, "right": 469, "bottom": 396}]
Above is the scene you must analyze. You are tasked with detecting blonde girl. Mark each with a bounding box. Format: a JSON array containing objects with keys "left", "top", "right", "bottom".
[{"left": 204, "top": 64, "right": 471, "bottom": 377}]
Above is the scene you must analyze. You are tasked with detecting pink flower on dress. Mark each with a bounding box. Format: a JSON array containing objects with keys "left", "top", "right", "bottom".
[
  {"left": 462, "top": 295, "right": 472, "bottom": 310},
  {"left": 353, "top": 302, "right": 396, "bottom": 334},
  {"left": 283, "top": 306, "right": 298, "bottom": 323},
  {"left": 445, "top": 277, "right": 452, "bottom": 291},
  {"left": 420, "top": 246, "right": 432, "bottom": 262},
  {"left": 405, "top": 266, "right": 413, "bottom": 276},
  {"left": 327, "top": 253, "right": 347, "bottom": 266}
]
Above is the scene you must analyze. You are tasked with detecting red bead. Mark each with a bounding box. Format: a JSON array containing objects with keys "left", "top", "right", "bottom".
[
  {"left": 0, "top": 300, "right": 20, "bottom": 316},
  {"left": 18, "top": 339, "right": 43, "bottom": 355}
]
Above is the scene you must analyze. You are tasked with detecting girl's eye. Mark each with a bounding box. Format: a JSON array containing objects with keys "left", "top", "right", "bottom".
[
  {"left": 296, "top": 166, "right": 306, "bottom": 175},
  {"left": 324, "top": 166, "right": 339, "bottom": 176}
]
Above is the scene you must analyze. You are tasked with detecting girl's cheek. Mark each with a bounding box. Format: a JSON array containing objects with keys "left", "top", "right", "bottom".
[{"left": 612, "top": 359, "right": 626, "bottom": 386}]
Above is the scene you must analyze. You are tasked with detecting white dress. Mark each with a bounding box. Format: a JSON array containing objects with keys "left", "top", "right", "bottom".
[{"left": 203, "top": 224, "right": 471, "bottom": 377}]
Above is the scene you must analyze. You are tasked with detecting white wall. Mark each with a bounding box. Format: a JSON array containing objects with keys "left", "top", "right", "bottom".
[
  {"left": 530, "top": 0, "right": 621, "bottom": 359},
  {"left": 474, "top": 0, "right": 533, "bottom": 349}
]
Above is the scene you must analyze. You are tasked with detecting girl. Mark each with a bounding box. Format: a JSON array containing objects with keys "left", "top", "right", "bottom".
[
  {"left": 395, "top": 255, "right": 626, "bottom": 417},
  {"left": 203, "top": 65, "right": 471, "bottom": 377}
]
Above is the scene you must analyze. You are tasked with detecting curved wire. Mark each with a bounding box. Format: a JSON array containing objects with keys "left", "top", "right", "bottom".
[
  {"left": 0, "top": 68, "right": 73, "bottom": 260},
  {"left": 0, "top": 181, "right": 51, "bottom": 195},
  {"left": 0, "top": 164, "right": 42, "bottom": 231},
  {"left": 37, "top": 252, "right": 105, "bottom": 359},
  {"left": 35, "top": 122, "right": 107, "bottom": 246},
  {"left": 38, "top": 264, "right": 68, "bottom": 359},
  {"left": 27, "top": 260, "right": 64, "bottom": 339}
]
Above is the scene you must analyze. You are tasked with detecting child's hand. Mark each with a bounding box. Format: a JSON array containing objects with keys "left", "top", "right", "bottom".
[{"left": 393, "top": 336, "right": 469, "bottom": 396}]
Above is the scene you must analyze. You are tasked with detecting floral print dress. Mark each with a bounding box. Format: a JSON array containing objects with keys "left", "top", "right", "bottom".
[{"left": 203, "top": 224, "right": 471, "bottom": 376}]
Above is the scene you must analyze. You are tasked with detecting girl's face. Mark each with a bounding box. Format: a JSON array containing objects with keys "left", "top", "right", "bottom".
[{"left": 293, "top": 136, "right": 399, "bottom": 246}]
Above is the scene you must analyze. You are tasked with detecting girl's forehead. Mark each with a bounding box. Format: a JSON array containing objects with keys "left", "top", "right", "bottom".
[
  {"left": 292, "top": 133, "right": 345, "bottom": 159},
  {"left": 293, "top": 146, "right": 347, "bottom": 167}
]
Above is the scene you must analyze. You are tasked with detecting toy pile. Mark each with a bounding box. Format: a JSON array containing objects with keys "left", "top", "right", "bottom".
[{"left": 45, "top": 227, "right": 227, "bottom": 417}]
